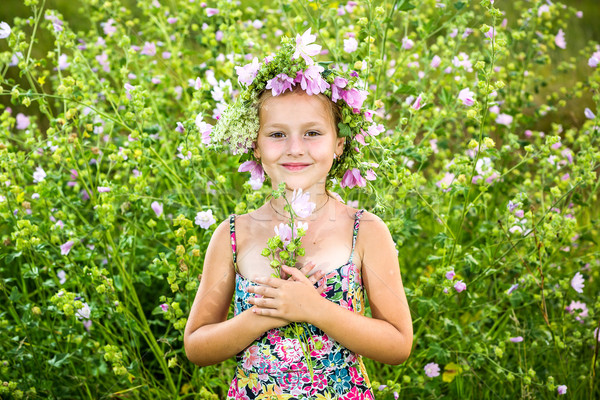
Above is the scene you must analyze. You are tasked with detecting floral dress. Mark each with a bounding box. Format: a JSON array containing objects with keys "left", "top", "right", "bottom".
[{"left": 227, "top": 210, "right": 374, "bottom": 400}]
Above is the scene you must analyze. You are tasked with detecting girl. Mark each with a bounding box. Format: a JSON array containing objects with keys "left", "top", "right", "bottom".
[{"left": 184, "top": 30, "right": 412, "bottom": 399}]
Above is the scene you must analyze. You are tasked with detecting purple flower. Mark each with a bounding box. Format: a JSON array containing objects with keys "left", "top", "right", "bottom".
[
  {"left": 424, "top": 362, "right": 440, "bottom": 378},
  {"left": 458, "top": 88, "right": 475, "bottom": 106},
  {"left": 589, "top": 51, "right": 600, "bottom": 68},
  {"left": 507, "top": 283, "right": 519, "bottom": 294},
  {"left": 195, "top": 209, "right": 216, "bottom": 229},
  {"left": 343, "top": 37, "right": 358, "bottom": 53},
  {"left": 151, "top": 201, "right": 163, "bottom": 217},
  {"left": 102, "top": 18, "right": 117, "bottom": 36},
  {"left": 215, "top": 30, "right": 223, "bottom": 41},
  {"left": 509, "top": 336, "right": 524, "bottom": 343},
  {"left": 340, "top": 168, "right": 367, "bottom": 189},
  {"left": 297, "top": 65, "right": 330, "bottom": 96},
  {"left": 167, "top": 17, "right": 178, "bottom": 24},
  {"left": 291, "top": 189, "right": 316, "bottom": 218},
  {"left": 96, "top": 52, "right": 110, "bottom": 72},
  {"left": 454, "top": 280, "right": 466, "bottom": 292},
  {"left": 175, "top": 122, "right": 185, "bottom": 133},
  {"left": 431, "top": 55, "right": 441, "bottom": 68},
  {"left": 436, "top": 172, "right": 455, "bottom": 192},
  {"left": 446, "top": 270, "right": 455, "bottom": 280},
  {"left": 97, "top": 186, "right": 111, "bottom": 193},
  {"left": 495, "top": 113, "right": 513, "bottom": 126},
  {"left": 557, "top": 385, "right": 567, "bottom": 395},
  {"left": 0, "top": 21, "right": 11, "bottom": 39},
  {"left": 584, "top": 108, "right": 596, "bottom": 119},
  {"left": 514, "top": 209, "right": 524, "bottom": 218},
  {"left": 292, "top": 28, "right": 321, "bottom": 65},
  {"left": 57, "top": 54, "right": 69, "bottom": 70},
  {"left": 160, "top": 303, "right": 169, "bottom": 312},
  {"left": 341, "top": 88, "right": 367, "bottom": 111},
  {"left": 57, "top": 269, "right": 67, "bottom": 285},
  {"left": 274, "top": 223, "right": 293, "bottom": 247},
  {"left": 141, "top": 42, "right": 157, "bottom": 56},
  {"left": 555, "top": 29, "right": 566, "bottom": 49},
  {"left": 238, "top": 160, "right": 264, "bottom": 182},
  {"left": 235, "top": 57, "right": 261, "bottom": 86},
  {"left": 33, "top": 167, "right": 46, "bottom": 183},
  {"left": 195, "top": 115, "right": 213, "bottom": 145},
  {"left": 402, "top": 37, "right": 414, "bottom": 50},
  {"left": 265, "top": 73, "right": 294, "bottom": 96},
  {"left": 206, "top": 8, "right": 219, "bottom": 16},
  {"left": 60, "top": 240, "right": 75, "bottom": 255},
  {"left": 571, "top": 271, "right": 585, "bottom": 293},
  {"left": 16, "top": 113, "right": 30, "bottom": 130}
]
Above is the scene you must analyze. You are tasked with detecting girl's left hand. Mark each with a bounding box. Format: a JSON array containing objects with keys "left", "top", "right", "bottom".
[{"left": 246, "top": 263, "right": 326, "bottom": 323}]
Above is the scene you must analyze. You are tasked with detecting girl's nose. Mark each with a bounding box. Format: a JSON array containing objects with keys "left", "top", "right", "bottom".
[{"left": 286, "top": 134, "right": 305, "bottom": 156}]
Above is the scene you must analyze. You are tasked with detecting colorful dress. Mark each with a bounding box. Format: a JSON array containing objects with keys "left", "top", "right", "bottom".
[{"left": 227, "top": 210, "right": 374, "bottom": 400}]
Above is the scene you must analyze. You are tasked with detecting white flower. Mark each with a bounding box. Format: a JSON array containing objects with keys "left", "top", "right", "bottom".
[
  {"left": 0, "top": 22, "right": 11, "bottom": 39},
  {"left": 343, "top": 37, "right": 358, "bottom": 53},
  {"left": 571, "top": 272, "right": 585, "bottom": 293},
  {"left": 33, "top": 167, "right": 46, "bottom": 183},
  {"left": 290, "top": 189, "right": 316, "bottom": 218},
  {"left": 76, "top": 302, "right": 91, "bottom": 319},
  {"left": 458, "top": 88, "right": 476, "bottom": 106},
  {"left": 195, "top": 209, "right": 216, "bottom": 229},
  {"left": 292, "top": 28, "right": 321, "bottom": 65}
]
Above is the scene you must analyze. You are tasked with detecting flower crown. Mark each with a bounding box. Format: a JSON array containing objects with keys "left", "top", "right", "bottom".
[{"left": 211, "top": 28, "right": 382, "bottom": 189}]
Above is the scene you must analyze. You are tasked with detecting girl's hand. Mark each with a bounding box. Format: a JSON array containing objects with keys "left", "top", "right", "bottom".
[{"left": 247, "top": 262, "right": 326, "bottom": 324}]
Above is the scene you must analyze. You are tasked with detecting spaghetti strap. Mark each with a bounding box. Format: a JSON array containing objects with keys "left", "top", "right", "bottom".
[
  {"left": 229, "top": 214, "right": 240, "bottom": 274},
  {"left": 348, "top": 209, "right": 365, "bottom": 264}
]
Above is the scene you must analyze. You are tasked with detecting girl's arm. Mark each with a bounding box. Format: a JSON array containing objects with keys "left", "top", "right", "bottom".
[
  {"left": 183, "top": 220, "right": 286, "bottom": 366},
  {"left": 247, "top": 212, "right": 413, "bottom": 365}
]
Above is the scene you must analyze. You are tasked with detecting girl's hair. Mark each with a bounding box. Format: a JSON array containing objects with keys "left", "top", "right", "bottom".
[{"left": 255, "top": 87, "right": 350, "bottom": 185}]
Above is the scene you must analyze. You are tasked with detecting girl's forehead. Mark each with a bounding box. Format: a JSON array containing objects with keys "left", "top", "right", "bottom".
[{"left": 260, "top": 92, "right": 332, "bottom": 123}]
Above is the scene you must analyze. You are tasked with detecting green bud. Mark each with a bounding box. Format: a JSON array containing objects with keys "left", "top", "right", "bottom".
[
  {"left": 261, "top": 248, "right": 271, "bottom": 257},
  {"left": 279, "top": 250, "right": 289, "bottom": 260},
  {"left": 270, "top": 259, "right": 281, "bottom": 268}
]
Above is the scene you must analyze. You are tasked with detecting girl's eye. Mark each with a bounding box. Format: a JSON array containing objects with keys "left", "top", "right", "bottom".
[
  {"left": 269, "top": 132, "right": 285, "bottom": 138},
  {"left": 305, "top": 131, "right": 321, "bottom": 137}
]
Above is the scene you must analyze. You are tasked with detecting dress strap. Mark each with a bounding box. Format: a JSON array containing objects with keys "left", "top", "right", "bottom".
[
  {"left": 348, "top": 209, "right": 365, "bottom": 264},
  {"left": 229, "top": 214, "right": 240, "bottom": 274}
]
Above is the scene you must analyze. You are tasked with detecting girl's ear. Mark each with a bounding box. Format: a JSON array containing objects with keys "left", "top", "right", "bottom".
[
  {"left": 335, "top": 137, "right": 345, "bottom": 155},
  {"left": 253, "top": 143, "right": 261, "bottom": 159}
]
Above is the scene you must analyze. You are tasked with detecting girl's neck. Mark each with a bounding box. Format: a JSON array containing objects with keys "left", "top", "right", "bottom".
[{"left": 269, "top": 185, "right": 331, "bottom": 220}]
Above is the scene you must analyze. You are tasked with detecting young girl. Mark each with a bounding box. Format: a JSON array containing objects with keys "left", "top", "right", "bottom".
[{"left": 184, "top": 30, "right": 412, "bottom": 399}]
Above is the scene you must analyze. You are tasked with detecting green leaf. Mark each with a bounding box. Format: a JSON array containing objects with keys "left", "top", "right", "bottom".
[
  {"left": 454, "top": 1, "right": 466, "bottom": 10},
  {"left": 397, "top": 0, "right": 415, "bottom": 12},
  {"left": 338, "top": 122, "right": 352, "bottom": 137},
  {"left": 9, "top": 286, "right": 22, "bottom": 302},
  {"left": 47, "top": 353, "right": 71, "bottom": 368},
  {"left": 395, "top": 84, "right": 417, "bottom": 96}
]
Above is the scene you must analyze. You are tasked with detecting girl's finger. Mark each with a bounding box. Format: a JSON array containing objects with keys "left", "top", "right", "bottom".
[
  {"left": 298, "top": 261, "right": 316, "bottom": 277},
  {"left": 280, "top": 265, "right": 309, "bottom": 282}
]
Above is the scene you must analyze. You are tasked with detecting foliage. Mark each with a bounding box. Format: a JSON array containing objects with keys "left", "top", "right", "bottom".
[{"left": 0, "top": 0, "right": 599, "bottom": 398}]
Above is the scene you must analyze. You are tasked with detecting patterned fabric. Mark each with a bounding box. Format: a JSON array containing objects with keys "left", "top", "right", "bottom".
[{"left": 227, "top": 210, "right": 374, "bottom": 399}]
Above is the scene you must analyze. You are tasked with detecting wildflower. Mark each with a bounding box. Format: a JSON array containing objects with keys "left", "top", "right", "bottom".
[
  {"left": 97, "top": 186, "right": 111, "bottom": 193},
  {"left": 402, "top": 37, "right": 414, "bottom": 50},
  {"left": 555, "top": 29, "right": 566, "bottom": 49},
  {"left": 589, "top": 51, "right": 600, "bottom": 68},
  {"left": 76, "top": 302, "right": 91, "bottom": 319},
  {"left": 343, "top": 37, "right": 358, "bottom": 53},
  {"left": 167, "top": 17, "right": 178, "bottom": 24},
  {"left": 565, "top": 300, "right": 588, "bottom": 322},
  {"left": 341, "top": 88, "right": 367, "bottom": 111},
  {"left": 195, "top": 115, "right": 213, "bottom": 145},
  {"left": 571, "top": 272, "right": 585, "bottom": 293},
  {"left": 248, "top": 177, "right": 263, "bottom": 190},
  {"left": 436, "top": 172, "right": 455, "bottom": 192},
  {"left": 96, "top": 52, "right": 110, "bottom": 72},
  {"left": 206, "top": 8, "right": 219, "bottom": 16},
  {"left": 61, "top": 240, "right": 75, "bottom": 255},
  {"left": 452, "top": 52, "right": 473, "bottom": 71},
  {"left": 458, "top": 88, "right": 476, "bottom": 106},
  {"left": 0, "top": 21, "right": 11, "bottom": 39},
  {"left": 340, "top": 168, "right": 367, "bottom": 189},
  {"left": 424, "top": 362, "right": 440, "bottom": 378},
  {"left": 265, "top": 73, "right": 294, "bottom": 96},
  {"left": 160, "top": 303, "right": 169, "bottom": 312},
  {"left": 175, "top": 122, "right": 185, "bottom": 133},
  {"left": 195, "top": 210, "right": 216, "bottom": 229},
  {"left": 16, "top": 113, "right": 30, "bottom": 130},
  {"left": 412, "top": 94, "right": 423, "bottom": 110},
  {"left": 584, "top": 108, "right": 596, "bottom": 119},
  {"left": 445, "top": 270, "right": 455, "bottom": 280},
  {"left": 557, "top": 385, "right": 567, "bottom": 395},
  {"left": 274, "top": 223, "right": 293, "bottom": 247},
  {"left": 33, "top": 167, "right": 46, "bottom": 183},
  {"left": 538, "top": 4, "right": 550, "bottom": 16},
  {"left": 82, "top": 320, "right": 92, "bottom": 331},
  {"left": 454, "top": 280, "right": 466, "bottom": 292},
  {"left": 102, "top": 18, "right": 117, "bottom": 36},
  {"left": 509, "top": 336, "right": 523, "bottom": 343},
  {"left": 141, "top": 42, "right": 157, "bottom": 56},
  {"left": 431, "top": 55, "right": 441, "bottom": 68},
  {"left": 297, "top": 65, "right": 330, "bottom": 96},
  {"left": 290, "top": 189, "right": 316, "bottom": 218},
  {"left": 507, "top": 283, "right": 519, "bottom": 294},
  {"left": 151, "top": 201, "right": 163, "bottom": 217},
  {"left": 495, "top": 113, "right": 513, "bottom": 126},
  {"left": 235, "top": 57, "right": 261, "bottom": 86},
  {"left": 292, "top": 28, "right": 321, "bottom": 65},
  {"left": 238, "top": 160, "right": 265, "bottom": 182},
  {"left": 57, "top": 270, "right": 67, "bottom": 285},
  {"left": 57, "top": 54, "right": 70, "bottom": 70}
]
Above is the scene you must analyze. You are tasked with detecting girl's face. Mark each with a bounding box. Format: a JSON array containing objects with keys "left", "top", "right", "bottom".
[{"left": 254, "top": 90, "right": 345, "bottom": 191}]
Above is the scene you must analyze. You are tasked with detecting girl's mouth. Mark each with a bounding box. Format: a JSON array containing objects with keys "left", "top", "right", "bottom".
[{"left": 281, "top": 163, "right": 311, "bottom": 171}]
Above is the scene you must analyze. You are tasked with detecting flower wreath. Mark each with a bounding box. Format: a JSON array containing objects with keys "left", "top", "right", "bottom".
[{"left": 211, "top": 28, "right": 383, "bottom": 189}]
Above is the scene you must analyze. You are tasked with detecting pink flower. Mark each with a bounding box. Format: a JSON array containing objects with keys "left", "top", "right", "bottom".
[
  {"left": 238, "top": 160, "right": 264, "bottom": 182},
  {"left": 195, "top": 209, "right": 216, "bottom": 229},
  {"left": 206, "top": 8, "right": 219, "bottom": 16},
  {"left": 96, "top": 52, "right": 110, "bottom": 72},
  {"left": 297, "top": 65, "right": 330, "bottom": 95},
  {"left": 343, "top": 37, "right": 358, "bottom": 53},
  {"left": 290, "top": 188, "right": 316, "bottom": 218},
  {"left": 102, "top": 18, "right": 117, "bottom": 36},
  {"left": 509, "top": 336, "right": 524, "bottom": 343},
  {"left": 402, "top": 37, "right": 414, "bottom": 50},
  {"left": 160, "top": 303, "right": 169, "bottom": 312},
  {"left": 571, "top": 271, "right": 585, "bottom": 293},
  {"left": 454, "top": 280, "right": 466, "bottom": 292},
  {"left": 365, "top": 169, "right": 377, "bottom": 181},
  {"left": 436, "top": 172, "right": 455, "bottom": 192},
  {"left": 265, "top": 73, "right": 294, "bottom": 96},
  {"left": 446, "top": 270, "right": 455, "bottom": 280},
  {"left": 424, "top": 362, "right": 440, "bottom": 378},
  {"left": 60, "top": 240, "right": 75, "bottom": 255},
  {"left": 195, "top": 115, "right": 213, "bottom": 145},
  {"left": 340, "top": 168, "right": 367, "bottom": 189},
  {"left": 167, "top": 17, "right": 178, "bottom": 24},
  {"left": 331, "top": 76, "right": 348, "bottom": 103},
  {"left": 235, "top": 57, "right": 261, "bottom": 86},
  {"left": 495, "top": 113, "right": 513, "bottom": 126},
  {"left": 412, "top": 94, "right": 423, "bottom": 110},
  {"left": 565, "top": 300, "right": 588, "bottom": 322},
  {"left": 274, "top": 223, "right": 293, "bottom": 247},
  {"left": 151, "top": 201, "right": 163, "bottom": 217},
  {"left": 538, "top": 4, "right": 550, "bottom": 16},
  {"left": 341, "top": 88, "right": 367, "bottom": 111},
  {"left": 589, "top": 51, "right": 600, "bottom": 68},
  {"left": 57, "top": 54, "right": 70, "bottom": 70},
  {"left": 555, "top": 29, "right": 566, "bottom": 49},
  {"left": 431, "top": 55, "right": 441, "bottom": 68},
  {"left": 16, "top": 113, "right": 30, "bottom": 130},
  {"left": 292, "top": 28, "right": 322, "bottom": 65},
  {"left": 141, "top": 42, "right": 157, "bottom": 56},
  {"left": 557, "top": 385, "right": 567, "bottom": 395},
  {"left": 485, "top": 26, "right": 495, "bottom": 40},
  {"left": 458, "top": 88, "right": 475, "bottom": 106}
]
